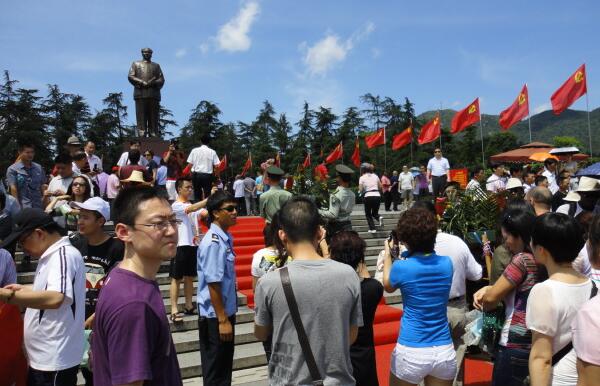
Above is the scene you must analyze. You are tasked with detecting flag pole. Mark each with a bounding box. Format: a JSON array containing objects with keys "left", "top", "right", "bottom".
[
  {"left": 586, "top": 92, "right": 593, "bottom": 157},
  {"left": 384, "top": 127, "right": 387, "bottom": 171},
  {"left": 479, "top": 106, "right": 485, "bottom": 167},
  {"left": 526, "top": 83, "right": 532, "bottom": 143},
  {"left": 439, "top": 102, "right": 443, "bottom": 151}
]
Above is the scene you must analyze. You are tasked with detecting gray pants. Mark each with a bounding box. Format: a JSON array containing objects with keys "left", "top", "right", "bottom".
[
  {"left": 447, "top": 298, "right": 467, "bottom": 386},
  {"left": 244, "top": 195, "right": 256, "bottom": 215}
]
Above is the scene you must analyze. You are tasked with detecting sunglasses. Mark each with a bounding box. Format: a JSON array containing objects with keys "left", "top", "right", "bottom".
[
  {"left": 219, "top": 205, "right": 237, "bottom": 213},
  {"left": 72, "top": 182, "right": 87, "bottom": 187}
]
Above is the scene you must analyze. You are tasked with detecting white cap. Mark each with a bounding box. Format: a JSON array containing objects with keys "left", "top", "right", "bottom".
[
  {"left": 563, "top": 191, "right": 581, "bottom": 203},
  {"left": 576, "top": 176, "right": 600, "bottom": 192},
  {"left": 70, "top": 197, "right": 110, "bottom": 221},
  {"left": 506, "top": 178, "right": 523, "bottom": 190}
]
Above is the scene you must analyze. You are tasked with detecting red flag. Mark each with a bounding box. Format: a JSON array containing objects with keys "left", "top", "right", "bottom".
[
  {"left": 216, "top": 155, "right": 227, "bottom": 173},
  {"left": 241, "top": 154, "right": 252, "bottom": 175},
  {"left": 314, "top": 163, "right": 328, "bottom": 180},
  {"left": 274, "top": 152, "right": 281, "bottom": 167},
  {"left": 551, "top": 64, "right": 587, "bottom": 115},
  {"left": 499, "top": 85, "right": 529, "bottom": 130},
  {"left": 418, "top": 113, "right": 441, "bottom": 145},
  {"left": 350, "top": 138, "right": 361, "bottom": 167},
  {"left": 451, "top": 98, "right": 480, "bottom": 134},
  {"left": 325, "top": 142, "right": 343, "bottom": 164},
  {"left": 392, "top": 127, "right": 412, "bottom": 150},
  {"left": 182, "top": 164, "right": 192, "bottom": 176},
  {"left": 301, "top": 153, "right": 311, "bottom": 169},
  {"left": 365, "top": 128, "right": 385, "bottom": 148}
]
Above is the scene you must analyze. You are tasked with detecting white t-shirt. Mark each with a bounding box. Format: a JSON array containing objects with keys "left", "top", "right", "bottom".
[
  {"left": 486, "top": 174, "right": 507, "bottom": 193},
  {"left": 359, "top": 173, "right": 381, "bottom": 197},
  {"left": 435, "top": 232, "right": 483, "bottom": 299},
  {"left": 86, "top": 153, "right": 102, "bottom": 172},
  {"left": 47, "top": 175, "right": 74, "bottom": 195},
  {"left": 116, "top": 152, "right": 147, "bottom": 167},
  {"left": 427, "top": 157, "right": 450, "bottom": 177},
  {"left": 251, "top": 247, "right": 279, "bottom": 279},
  {"left": 466, "top": 179, "right": 481, "bottom": 191},
  {"left": 526, "top": 279, "right": 594, "bottom": 386},
  {"left": 187, "top": 145, "right": 219, "bottom": 173},
  {"left": 543, "top": 168, "right": 559, "bottom": 194},
  {"left": 398, "top": 172, "right": 414, "bottom": 191},
  {"left": 572, "top": 295, "right": 600, "bottom": 366},
  {"left": 172, "top": 201, "right": 202, "bottom": 247},
  {"left": 233, "top": 179, "right": 245, "bottom": 198},
  {"left": 24, "top": 237, "right": 85, "bottom": 371}
]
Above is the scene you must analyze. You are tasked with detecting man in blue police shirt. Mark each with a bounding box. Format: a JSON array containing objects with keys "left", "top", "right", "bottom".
[{"left": 197, "top": 190, "right": 238, "bottom": 385}]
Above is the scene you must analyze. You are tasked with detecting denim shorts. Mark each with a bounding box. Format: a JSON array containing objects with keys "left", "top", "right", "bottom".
[{"left": 390, "top": 343, "right": 457, "bottom": 384}]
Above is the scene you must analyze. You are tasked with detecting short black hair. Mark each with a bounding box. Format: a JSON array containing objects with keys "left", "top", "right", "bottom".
[
  {"left": 128, "top": 149, "right": 141, "bottom": 164},
  {"left": 471, "top": 166, "right": 483, "bottom": 178},
  {"left": 338, "top": 173, "right": 352, "bottom": 183},
  {"left": 129, "top": 140, "right": 141, "bottom": 146},
  {"left": 175, "top": 176, "right": 192, "bottom": 192},
  {"left": 396, "top": 208, "right": 437, "bottom": 254},
  {"left": 412, "top": 200, "right": 436, "bottom": 217},
  {"left": 501, "top": 207, "right": 536, "bottom": 251},
  {"left": 531, "top": 212, "right": 585, "bottom": 263},
  {"left": 72, "top": 151, "right": 87, "bottom": 161},
  {"left": 145, "top": 149, "right": 154, "bottom": 157},
  {"left": 18, "top": 143, "right": 34, "bottom": 152},
  {"left": 200, "top": 134, "right": 211, "bottom": 145},
  {"left": 491, "top": 163, "right": 504, "bottom": 170},
  {"left": 535, "top": 175, "right": 548, "bottom": 186},
  {"left": 279, "top": 196, "right": 320, "bottom": 243},
  {"left": 206, "top": 190, "right": 236, "bottom": 222},
  {"left": 113, "top": 185, "right": 166, "bottom": 225},
  {"left": 509, "top": 165, "right": 522, "bottom": 175},
  {"left": 54, "top": 153, "right": 73, "bottom": 165},
  {"left": 330, "top": 231, "right": 366, "bottom": 270},
  {"left": 544, "top": 158, "right": 558, "bottom": 167}
]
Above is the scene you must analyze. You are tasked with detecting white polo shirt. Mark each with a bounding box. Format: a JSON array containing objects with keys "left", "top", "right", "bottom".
[
  {"left": 187, "top": 145, "right": 220, "bottom": 173},
  {"left": 427, "top": 157, "right": 450, "bottom": 177},
  {"left": 435, "top": 232, "right": 483, "bottom": 299},
  {"left": 24, "top": 236, "right": 86, "bottom": 371},
  {"left": 116, "top": 151, "right": 148, "bottom": 167},
  {"left": 47, "top": 175, "right": 74, "bottom": 195}
]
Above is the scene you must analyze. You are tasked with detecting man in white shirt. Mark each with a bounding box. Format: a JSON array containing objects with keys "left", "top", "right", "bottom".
[
  {"left": 465, "top": 166, "right": 485, "bottom": 192},
  {"left": 523, "top": 170, "right": 536, "bottom": 194},
  {"left": 186, "top": 135, "right": 220, "bottom": 202},
  {"left": 232, "top": 175, "right": 246, "bottom": 215},
  {"left": 117, "top": 141, "right": 147, "bottom": 168},
  {"left": 486, "top": 164, "right": 507, "bottom": 193},
  {"left": 44, "top": 153, "right": 75, "bottom": 206},
  {"left": 542, "top": 158, "right": 559, "bottom": 194},
  {"left": 427, "top": 148, "right": 451, "bottom": 198},
  {"left": 84, "top": 141, "right": 103, "bottom": 174},
  {"left": 0, "top": 209, "right": 85, "bottom": 385},
  {"left": 398, "top": 165, "right": 415, "bottom": 209},
  {"left": 169, "top": 177, "right": 209, "bottom": 322}
]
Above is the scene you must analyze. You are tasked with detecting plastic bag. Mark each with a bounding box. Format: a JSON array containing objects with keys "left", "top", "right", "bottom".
[{"left": 462, "top": 309, "right": 483, "bottom": 347}]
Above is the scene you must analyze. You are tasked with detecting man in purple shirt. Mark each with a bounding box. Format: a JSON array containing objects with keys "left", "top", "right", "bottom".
[{"left": 91, "top": 186, "right": 182, "bottom": 385}]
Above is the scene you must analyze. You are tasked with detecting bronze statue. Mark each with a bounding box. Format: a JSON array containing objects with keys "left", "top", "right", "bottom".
[{"left": 128, "top": 48, "right": 165, "bottom": 137}]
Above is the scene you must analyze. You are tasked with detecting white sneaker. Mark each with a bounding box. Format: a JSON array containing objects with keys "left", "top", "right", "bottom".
[
  {"left": 368, "top": 229, "right": 377, "bottom": 234},
  {"left": 379, "top": 216, "right": 384, "bottom": 227}
]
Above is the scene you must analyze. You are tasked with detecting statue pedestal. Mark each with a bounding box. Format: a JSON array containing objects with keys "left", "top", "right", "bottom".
[{"left": 123, "top": 137, "right": 170, "bottom": 158}]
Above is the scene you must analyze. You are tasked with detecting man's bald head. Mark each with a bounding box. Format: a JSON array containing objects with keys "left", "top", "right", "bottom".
[{"left": 527, "top": 186, "right": 552, "bottom": 210}]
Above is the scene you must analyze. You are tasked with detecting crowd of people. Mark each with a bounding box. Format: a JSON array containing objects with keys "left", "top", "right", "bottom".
[{"left": 0, "top": 137, "right": 599, "bottom": 386}]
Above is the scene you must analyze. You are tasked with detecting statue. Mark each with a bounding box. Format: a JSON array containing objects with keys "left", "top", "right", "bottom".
[{"left": 128, "top": 48, "right": 165, "bottom": 137}]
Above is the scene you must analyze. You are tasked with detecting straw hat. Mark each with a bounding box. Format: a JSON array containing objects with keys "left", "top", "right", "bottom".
[
  {"left": 506, "top": 178, "right": 523, "bottom": 190},
  {"left": 120, "top": 170, "right": 146, "bottom": 183},
  {"left": 576, "top": 176, "right": 600, "bottom": 192},
  {"left": 563, "top": 191, "right": 581, "bottom": 202}
]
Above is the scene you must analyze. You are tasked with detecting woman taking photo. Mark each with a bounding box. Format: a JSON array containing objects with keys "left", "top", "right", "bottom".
[
  {"left": 359, "top": 163, "right": 383, "bottom": 234},
  {"left": 527, "top": 213, "right": 594, "bottom": 386},
  {"left": 473, "top": 207, "right": 546, "bottom": 386},
  {"left": 383, "top": 207, "right": 456, "bottom": 386},
  {"left": 45, "top": 175, "right": 92, "bottom": 231},
  {"left": 331, "top": 231, "right": 383, "bottom": 386}
]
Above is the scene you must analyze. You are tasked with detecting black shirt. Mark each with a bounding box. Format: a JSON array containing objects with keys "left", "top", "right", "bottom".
[
  {"left": 75, "top": 236, "right": 125, "bottom": 318},
  {"left": 552, "top": 190, "right": 568, "bottom": 211},
  {"left": 351, "top": 278, "right": 384, "bottom": 386}
]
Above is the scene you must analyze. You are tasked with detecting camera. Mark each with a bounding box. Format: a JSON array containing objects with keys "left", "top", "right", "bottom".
[{"left": 387, "top": 230, "right": 401, "bottom": 260}]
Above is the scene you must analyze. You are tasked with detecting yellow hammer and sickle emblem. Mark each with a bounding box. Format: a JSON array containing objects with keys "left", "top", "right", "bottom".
[
  {"left": 434, "top": 118, "right": 439, "bottom": 125},
  {"left": 574, "top": 71, "right": 584, "bottom": 83},
  {"left": 468, "top": 105, "right": 477, "bottom": 114},
  {"left": 518, "top": 93, "right": 526, "bottom": 105}
]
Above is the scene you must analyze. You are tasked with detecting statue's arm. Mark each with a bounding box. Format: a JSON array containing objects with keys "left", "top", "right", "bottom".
[
  {"left": 154, "top": 65, "right": 165, "bottom": 89},
  {"left": 128, "top": 63, "right": 144, "bottom": 87}
]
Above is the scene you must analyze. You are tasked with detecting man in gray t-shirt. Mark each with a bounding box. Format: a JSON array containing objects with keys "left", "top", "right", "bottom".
[
  {"left": 254, "top": 197, "right": 362, "bottom": 385},
  {"left": 243, "top": 175, "right": 257, "bottom": 215}
]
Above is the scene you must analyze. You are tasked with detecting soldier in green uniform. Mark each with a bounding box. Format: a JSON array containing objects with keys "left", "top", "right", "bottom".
[
  {"left": 259, "top": 166, "right": 293, "bottom": 223},
  {"left": 319, "top": 164, "right": 356, "bottom": 241}
]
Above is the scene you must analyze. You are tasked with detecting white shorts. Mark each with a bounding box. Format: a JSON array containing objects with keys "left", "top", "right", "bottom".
[
  {"left": 390, "top": 343, "right": 457, "bottom": 384},
  {"left": 166, "top": 180, "right": 177, "bottom": 201}
]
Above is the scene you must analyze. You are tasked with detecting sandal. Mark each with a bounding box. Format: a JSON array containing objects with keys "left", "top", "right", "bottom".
[
  {"left": 183, "top": 307, "right": 197, "bottom": 315},
  {"left": 170, "top": 313, "right": 184, "bottom": 323}
]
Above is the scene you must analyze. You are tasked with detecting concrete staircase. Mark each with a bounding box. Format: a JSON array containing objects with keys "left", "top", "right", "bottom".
[{"left": 16, "top": 207, "right": 404, "bottom": 386}]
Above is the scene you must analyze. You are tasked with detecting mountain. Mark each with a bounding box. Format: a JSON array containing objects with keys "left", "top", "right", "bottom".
[{"left": 417, "top": 107, "right": 600, "bottom": 153}]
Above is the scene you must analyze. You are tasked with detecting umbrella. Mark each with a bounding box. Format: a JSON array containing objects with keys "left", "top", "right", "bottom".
[
  {"left": 528, "top": 152, "right": 559, "bottom": 162},
  {"left": 550, "top": 147, "right": 580, "bottom": 155},
  {"left": 576, "top": 162, "right": 600, "bottom": 176}
]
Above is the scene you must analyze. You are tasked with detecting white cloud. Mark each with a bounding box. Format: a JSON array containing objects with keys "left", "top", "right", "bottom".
[
  {"left": 533, "top": 102, "right": 552, "bottom": 114},
  {"left": 216, "top": 1, "right": 260, "bottom": 52},
  {"left": 198, "top": 42, "right": 210, "bottom": 54},
  {"left": 175, "top": 48, "right": 187, "bottom": 58},
  {"left": 302, "top": 21, "right": 375, "bottom": 76}
]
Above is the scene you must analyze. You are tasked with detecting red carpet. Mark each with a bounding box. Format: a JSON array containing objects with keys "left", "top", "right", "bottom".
[{"left": 227, "top": 217, "right": 492, "bottom": 386}]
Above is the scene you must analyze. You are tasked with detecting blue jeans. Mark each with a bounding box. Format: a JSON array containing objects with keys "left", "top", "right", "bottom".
[{"left": 492, "top": 346, "right": 530, "bottom": 386}]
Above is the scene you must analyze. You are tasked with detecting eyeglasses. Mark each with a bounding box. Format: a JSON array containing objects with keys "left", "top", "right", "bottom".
[
  {"left": 219, "top": 205, "right": 237, "bottom": 213},
  {"left": 134, "top": 219, "right": 182, "bottom": 232},
  {"left": 72, "top": 182, "right": 87, "bottom": 188},
  {"left": 145, "top": 153, "right": 152, "bottom": 157},
  {"left": 434, "top": 151, "right": 441, "bottom": 153}
]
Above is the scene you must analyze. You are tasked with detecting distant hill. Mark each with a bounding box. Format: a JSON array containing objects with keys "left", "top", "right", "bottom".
[{"left": 417, "top": 107, "right": 600, "bottom": 153}]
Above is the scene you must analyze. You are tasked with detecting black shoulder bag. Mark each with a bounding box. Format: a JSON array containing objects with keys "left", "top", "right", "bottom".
[
  {"left": 279, "top": 266, "right": 324, "bottom": 386},
  {"left": 523, "top": 281, "right": 597, "bottom": 386}
]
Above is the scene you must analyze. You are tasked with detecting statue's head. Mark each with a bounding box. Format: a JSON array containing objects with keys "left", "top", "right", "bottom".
[{"left": 141, "top": 47, "right": 153, "bottom": 61}]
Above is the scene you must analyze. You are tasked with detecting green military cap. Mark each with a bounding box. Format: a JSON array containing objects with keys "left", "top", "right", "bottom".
[
  {"left": 266, "top": 165, "right": 285, "bottom": 177},
  {"left": 334, "top": 164, "right": 354, "bottom": 176}
]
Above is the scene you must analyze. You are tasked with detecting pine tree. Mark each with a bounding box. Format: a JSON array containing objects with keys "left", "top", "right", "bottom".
[
  {"left": 179, "top": 100, "right": 222, "bottom": 153},
  {"left": 158, "top": 104, "right": 177, "bottom": 138}
]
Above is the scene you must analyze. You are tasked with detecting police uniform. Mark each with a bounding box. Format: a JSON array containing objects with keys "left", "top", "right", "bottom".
[
  {"left": 259, "top": 166, "right": 293, "bottom": 223},
  {"left": 196, "top": 223, "right": 237, "bottom": 385},
  {"left": 320, "top": 164, "right": 356, "bottom": 240}
]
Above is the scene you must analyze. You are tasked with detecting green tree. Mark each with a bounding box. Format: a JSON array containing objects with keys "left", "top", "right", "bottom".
[
  {"left": 101, "top": 92, "right": 130, "bottom": 141},
  {"left": 273, "top": 113, "right": 292, "bottom": 169},
  {"left": 313, "top": 107, "right": 338, "bottom": 157},
  {"left": 158, "top": 104, "right": 177, "bottom": 138},
  {"left": 249, "top": 101, "right": 277, "bottom": 166},
  {"left": 485, "top": 131, "right": 520, "bottom": 159},
  {"left": 553, "top": 135, "right": 583, "bottom": 149},
  {"left": 179, "top": 100, "right": 222, "bottom": 153}
]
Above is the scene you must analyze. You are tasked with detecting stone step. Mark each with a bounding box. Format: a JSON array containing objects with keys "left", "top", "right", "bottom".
[{"left": 183, "top": 366, "right": 269, "bottom": 385}]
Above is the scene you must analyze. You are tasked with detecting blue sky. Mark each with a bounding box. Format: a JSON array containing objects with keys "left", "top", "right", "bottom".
[{"left": 2, "top": 1, "right": 599, "bottom": 137}]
